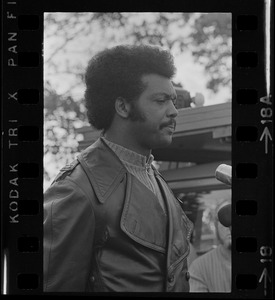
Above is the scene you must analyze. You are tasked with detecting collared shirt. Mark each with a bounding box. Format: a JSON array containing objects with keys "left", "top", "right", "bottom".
[
  {"left": 102, "top": 137, "right": 166, "bottom": 214},
  {"left": 189, "top": 244, "right": 231, "bottom": 292}
]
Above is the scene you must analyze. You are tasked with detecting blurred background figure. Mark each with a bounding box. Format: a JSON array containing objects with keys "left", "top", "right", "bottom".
[{"left": 189, "top": 200, "right": 231, "bottom": 292}]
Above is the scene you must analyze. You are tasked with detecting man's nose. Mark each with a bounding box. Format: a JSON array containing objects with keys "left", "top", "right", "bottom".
[{"left": 167, "top": 101, "right": 178, "bottom": 118}]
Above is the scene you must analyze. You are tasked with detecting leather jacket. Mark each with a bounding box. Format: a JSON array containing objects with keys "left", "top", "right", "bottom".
[{"left": 44, "top": 138, "right": 193, "bottom": 292}]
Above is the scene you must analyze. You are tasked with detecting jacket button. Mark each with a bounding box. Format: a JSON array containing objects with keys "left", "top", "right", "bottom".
[
  {"left": 185, "top": 271, "right": 190, "bottom": 281},
  {"left": 168, "top": 274, "right": 174, "bottom": 283}
]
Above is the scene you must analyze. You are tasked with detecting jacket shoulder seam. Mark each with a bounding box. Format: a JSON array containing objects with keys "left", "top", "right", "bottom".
[{"left": 63, "top": 177, "right": 97, "bottom": 211}]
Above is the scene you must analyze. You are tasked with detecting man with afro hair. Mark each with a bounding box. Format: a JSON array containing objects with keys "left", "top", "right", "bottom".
[{"left": 44, "top": 44, "right": 193, "bottom": 292}]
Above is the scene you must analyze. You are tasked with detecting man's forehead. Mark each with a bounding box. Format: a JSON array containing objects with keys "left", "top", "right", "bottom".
[{"left": 141, "top": 74, "right": 175, "bottom": 94}]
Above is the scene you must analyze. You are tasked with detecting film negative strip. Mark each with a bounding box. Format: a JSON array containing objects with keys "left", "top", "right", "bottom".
[{"left": 1, "top": 0, "right": 273, "bottom": 297}]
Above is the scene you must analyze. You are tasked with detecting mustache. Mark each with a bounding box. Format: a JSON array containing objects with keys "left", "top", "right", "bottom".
[{"left": 160, "top": 119, "right": 176, "bottom": 129}]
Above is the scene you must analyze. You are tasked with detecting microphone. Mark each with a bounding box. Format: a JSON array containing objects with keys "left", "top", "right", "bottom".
[
  {"left": 215, "top": 164, "right": 232, "bottom": 227},
  {"left": 215, "top": 164, "right": 232, "bottom": 186},
  {"left": 217, "top": 203, "right": 231, "bottom": 227}
]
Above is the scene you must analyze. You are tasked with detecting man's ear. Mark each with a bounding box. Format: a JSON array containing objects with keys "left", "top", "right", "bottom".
[{"left": 115, "top": 97, "right": 130, "bottom": 118}]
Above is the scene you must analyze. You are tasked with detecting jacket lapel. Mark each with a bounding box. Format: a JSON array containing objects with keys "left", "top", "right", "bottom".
[
  {"left": 77, "top": 138, "right": 168, "bottom": 253},
  {"left": 77, "top": 138, "right": 127, "bottom": 203},
  {"left": 155, "top": 174, "right": 193, "bottom": 269},
  {"left": 120, "top": 173, "right": 167, "bottom": 253}
]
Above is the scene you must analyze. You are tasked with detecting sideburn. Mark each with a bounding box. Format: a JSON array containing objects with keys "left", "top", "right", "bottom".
[{"left": 128, "top": 101, "right": 147, "bottom": 122}]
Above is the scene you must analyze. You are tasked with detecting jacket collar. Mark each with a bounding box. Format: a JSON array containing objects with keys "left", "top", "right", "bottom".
[
  {"left": 101, "top": 136, "right": 155, "bottom": 169},
  {"left": 77, "top": 138, "right": 127, "bottom": 203}
]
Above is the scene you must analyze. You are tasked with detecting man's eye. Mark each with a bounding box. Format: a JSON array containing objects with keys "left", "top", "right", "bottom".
[{"left": 155, "top": 97, "right": 177, "bottom": 106}]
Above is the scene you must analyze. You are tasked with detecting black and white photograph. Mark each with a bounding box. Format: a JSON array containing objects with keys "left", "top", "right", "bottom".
[{"left": 43, "top": 12, "right": 232, "bottom": 293}]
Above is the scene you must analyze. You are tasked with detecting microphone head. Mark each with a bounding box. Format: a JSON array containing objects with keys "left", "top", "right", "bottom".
[
  {"left": 217, "top": 203, "right": 231, "bottom": 227},
  {"left": 215, "top": 164, "right": 232, "bottom": 186}
]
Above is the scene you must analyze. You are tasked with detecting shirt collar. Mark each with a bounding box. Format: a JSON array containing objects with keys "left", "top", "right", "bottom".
[{"left": 102, "top": 137, "right": 154, "bottom": 169}]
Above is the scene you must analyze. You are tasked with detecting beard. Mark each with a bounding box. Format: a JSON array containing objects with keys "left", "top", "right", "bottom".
[{"left": 127, "top": 101, "right": 176, "bottom": 149}]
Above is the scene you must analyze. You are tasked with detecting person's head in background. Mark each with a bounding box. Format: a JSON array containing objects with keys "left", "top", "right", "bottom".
[{"left": 215, "top": 200, "right": 232, "bottom": 251}]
